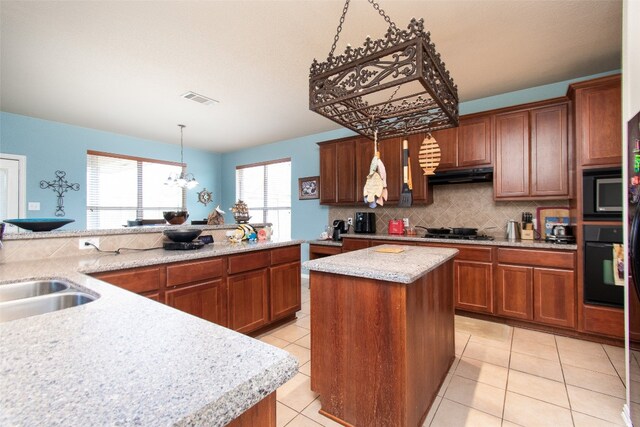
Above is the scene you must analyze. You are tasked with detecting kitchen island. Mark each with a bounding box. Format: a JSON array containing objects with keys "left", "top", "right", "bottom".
[
  {"left": 0, "top": 239, "right": 302, "bottom": 426},
  {"left": 303, "top": 244, "right": 458, "bottom": 427}
]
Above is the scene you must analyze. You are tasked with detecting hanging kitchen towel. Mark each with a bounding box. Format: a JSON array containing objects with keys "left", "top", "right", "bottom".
[{"left": 377, "top": 158, "right": 388, "bottom": 206}]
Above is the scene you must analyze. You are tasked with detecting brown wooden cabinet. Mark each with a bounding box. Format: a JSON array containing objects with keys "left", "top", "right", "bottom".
[
  {"left": 494, "top": 101, "right": 569, "bottom": 200},
  {"left": 336, "top": 140, "right": 356, "bottom": 203},
  {"left": 355, "top": 138, "right": 375, "bottom": 204},
  {"left": 455, "top": 260, "right": 494, "bottom": 314},
  {"left": 407, "top": 133, "right": 433, "bottom": 204},
  {"left": 228, "top": 269, "right": 269, "bottom": 334},
  {"left": 270, "top": 262, "right": 301, "bottom": 321},
  {"left": 495, "top": 264, "right": 533, "bottom": 320},
  {"left": 309, "top": 244, "right": 342, "bottom": 259},
  {"left": 341, "top": 238, "right": 370, "bottom": 252},
  {"left": 165, "top": 280, "right": 226, "bottom": 326},
  {"left": 570, "top": 75, "right": 622, "bottom": 167},
  {"left": 378, "top": 137, "right": 403, "bottom": 203},
  {"left": 431, "top": 127, "right": 458, "bottom": 170},
  {"left": 319, "top": 142, "right": 337, "bottom": 204},
  {"left": 458, "top": 115, "right": 493, "bottom": 168},
  {"left": 534, "top": 268, "right": 575, "bottom": 328}
]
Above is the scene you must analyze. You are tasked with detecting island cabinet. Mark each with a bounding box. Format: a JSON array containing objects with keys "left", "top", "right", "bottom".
[
  {"left": 569, "top": 74, "right": 622, "bottom": 167},
  {"left": 494, "top": 100, "right": 570, "bottom": 200},
  {"left": 496, "top": 248, "right": 576, "bottom": 328}
]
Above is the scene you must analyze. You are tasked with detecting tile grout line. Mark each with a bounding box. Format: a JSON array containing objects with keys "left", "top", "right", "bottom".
[
  {"left": 501, "top": 329, "right": 514, "bottom": 424},
  {"left": 554, "top": 334, "right": 577, "bottom": 427}
]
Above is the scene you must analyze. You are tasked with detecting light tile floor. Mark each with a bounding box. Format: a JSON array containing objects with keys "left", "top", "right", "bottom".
[{"left": 260, "top": 278, "right": 628, "bottom": 426}]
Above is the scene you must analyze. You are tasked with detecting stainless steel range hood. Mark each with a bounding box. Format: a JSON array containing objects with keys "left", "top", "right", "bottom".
[{"left": 427, "top": 167, "right": 493, "bottom": 185}]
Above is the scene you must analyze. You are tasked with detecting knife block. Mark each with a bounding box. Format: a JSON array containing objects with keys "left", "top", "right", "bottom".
[{"left": 521, "top": 223, "right": 534, "bottom": 240}]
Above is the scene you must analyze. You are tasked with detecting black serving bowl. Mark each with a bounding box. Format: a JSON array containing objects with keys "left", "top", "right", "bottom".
[
  {"left": 163, "top": 228, "right": 202, "bottom": 243},
  {"left": 163, "top": 211, "right": 189, "bottom": 225},
  {"left": 3, "top": 218, "right": 75, "bottom": 232}
]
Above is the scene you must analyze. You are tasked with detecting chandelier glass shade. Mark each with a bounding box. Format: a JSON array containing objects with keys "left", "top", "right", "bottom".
[
  {"left": 309, "top": 5, "right": 459, "bottom": 140},
  {"left": 166, "top": 124, "right": 198, "bottom": 189}
]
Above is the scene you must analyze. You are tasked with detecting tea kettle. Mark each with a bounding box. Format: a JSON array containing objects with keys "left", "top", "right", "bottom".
[{"left": 506, "top": 220, "right": 520, "bottom": 240}]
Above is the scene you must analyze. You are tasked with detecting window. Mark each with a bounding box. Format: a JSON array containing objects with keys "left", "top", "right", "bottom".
[
  {"left": 86, "top": 150, "right": 184, "bottom": 229},
  {"left": 236, "top": 158, "right": 291, "bottom": 241}
]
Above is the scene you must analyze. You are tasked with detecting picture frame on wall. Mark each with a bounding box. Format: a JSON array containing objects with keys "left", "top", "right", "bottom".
[{"left": 298, "top": 176, "right": 319, "bottom": 200}]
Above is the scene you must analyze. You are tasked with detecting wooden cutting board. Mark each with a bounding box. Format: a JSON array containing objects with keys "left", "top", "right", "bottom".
[{"left": 536, "top": 207, "right": 570, "bottom": 239}]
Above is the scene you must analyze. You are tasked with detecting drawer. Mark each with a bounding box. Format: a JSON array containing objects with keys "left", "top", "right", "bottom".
[
  {"left": 420, "top": 243, "right": 493, "bottom": 262},
  {"left": 342, "top": 239, "right": 370, "bottom": 252},
  {"left": 93, "top": 266, "right": 162, "bottom": 293},
  {"left": 271, "top": 245, "right": 301, "bottom": 265},
  {"left": 167, "top": 258, "right": 224, "bottom": 287},
  {"left": 309, "top": 244, "right": 342, "bottom": 256},
  {"left": 497, "top": 248, "right": 575, "bottom": 269},
  {"left": 228, "top": 250, "right": 270, "bottom": 274}
]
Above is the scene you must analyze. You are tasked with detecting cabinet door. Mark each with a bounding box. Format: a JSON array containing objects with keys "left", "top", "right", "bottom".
[
  {"left": 495, "top": 111, "right": 530, "bottom": 198},
  {"left": 408, "top": 133, "right": 432, "bottom": 204},
  {"left": 270, "top": 262, "right": 301, "bottom": 321},
  {"left": 165, "top": 280, "right": 227, "bottom": 327},
  {"left": 533, "top": 268, "right": 575, "bottom": 328},
  {"left": 341, "top": 238, "right": 370, "bottom": 252},
  {"left": 336, "top": 140, "right": 356, "bottom": 203},
  {"left": 93, "top": 266, "right": 163, "bottom": 294},
  {"left": 577, "top": 77, "right": 622, "bottom": 166},
  {"left": 530, "top": 103, "right": 569, "bottom": 197},
  {"left": 430, "top": 127, "right": 458, "bottom": 170},
  {"left": 458, "top": 115, "right": 492, "bottom": 167},
  {"left": 379, "top": 137, "right": 403, "bottom": 203},
  {"left": 228, "top": 269, "right": 269, "bottom": 333},
  {"left": 355, "top": 138, "right": 375, "bottom": 204},
  {"left": 495, "top": 264, "right": 533, "bottom": 320},
  {"left": 319, "top": 143, "right": 337, "bottom": 204},
  {"left": 454, "top": 260, "right": 493, "bottom": 313}
]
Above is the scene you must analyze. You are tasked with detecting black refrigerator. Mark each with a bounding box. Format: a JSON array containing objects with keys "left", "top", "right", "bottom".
[{"left": 627, "top": 110, "right": 640, "bottom": 426}]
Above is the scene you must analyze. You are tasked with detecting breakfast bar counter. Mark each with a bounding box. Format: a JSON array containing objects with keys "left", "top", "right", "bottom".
[{"left": 303, "top": 244, "right": 458, "bottom": 426}]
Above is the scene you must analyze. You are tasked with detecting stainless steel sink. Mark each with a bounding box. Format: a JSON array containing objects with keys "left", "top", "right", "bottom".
[
  {"left": 0, "top": 292, "right": 97, "bottom": 323},
  {"left": 0, "top": 280, "right": 71, "bottom": 302}
]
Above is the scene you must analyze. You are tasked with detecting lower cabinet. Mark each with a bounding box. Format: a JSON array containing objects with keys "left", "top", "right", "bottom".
[
  {"left": 495, "top": 265, "right": 533, "bottom": 320},
  {"left": 534, "top": 268, "right": 575, "bottom": 328},
  {"left": 228, "top": 269, "right": 270, "bottom": 334},
  {"left": 165, "top": 280, "right": 227, "bottom": 327},
  {"left": 270, "top": 262, "right": 301, "bottom": 321},
  {"left": 455, "top": 260, "right": 494, "bottom": 314}
]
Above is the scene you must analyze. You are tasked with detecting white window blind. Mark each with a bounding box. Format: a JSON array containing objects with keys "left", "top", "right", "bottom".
[
  {"left": 236, "top": 158, "right": 291, "bottom": 241},
  {"left": 87, "top": 151, "right": 184, "bottom": 229}
]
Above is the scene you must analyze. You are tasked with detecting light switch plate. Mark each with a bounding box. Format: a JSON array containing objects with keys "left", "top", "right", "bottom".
[{"left": 28, "top": 202, "right": 40, "bottom": 211}]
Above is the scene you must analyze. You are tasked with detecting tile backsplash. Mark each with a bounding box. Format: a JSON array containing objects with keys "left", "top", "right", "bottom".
[{"left": 328, "top": 182, "right": 568, "bottom": 236}]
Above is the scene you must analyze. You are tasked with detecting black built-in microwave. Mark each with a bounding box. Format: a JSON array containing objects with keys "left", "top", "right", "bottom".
[{"left": 583, "top": 168, "right": 622, "bottom": 220}]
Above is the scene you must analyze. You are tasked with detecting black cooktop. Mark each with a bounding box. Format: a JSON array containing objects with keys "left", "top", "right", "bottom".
[{"left": 423, "top": 233, "right": 495, "bottom": 241}]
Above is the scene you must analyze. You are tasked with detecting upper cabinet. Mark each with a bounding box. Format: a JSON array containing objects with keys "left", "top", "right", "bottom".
[
  {"left": 569, "top": 75, "right": 622, "bottom": 167},
  {"left": 431, "top": 115, "right": 493, "bottom": 172},
  {"left": 319, "top": 134, "right": 432, "bottom": 206},
  {"left": 494, "top": 100, "right": 570, "bottom": 200}
]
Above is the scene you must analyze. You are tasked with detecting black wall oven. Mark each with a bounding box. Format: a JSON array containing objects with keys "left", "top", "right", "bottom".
[{"left": 583, "top": 225, "right": 624, "bottom": 308}]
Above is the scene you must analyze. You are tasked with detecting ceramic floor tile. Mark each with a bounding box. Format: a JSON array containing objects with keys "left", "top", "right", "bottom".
[
  {"left": 501, "top": 421, "right": 524, "bottom": 427},
  {"left": 299, "top": 301, "right": 311, "bottom": 315},
  {"left": 430, "top": 398, "right": 502, "bottom": 427},
  {"left": 285, "top": 414, "right": 323, "bottom": 427},
  {"left": 509, "top": 351, "right": 564, "bottom": 382},
  {"left": 455, "top": 315, "right": 513, "bottom": 342},
  {"left": 512, "top": 327, "right": 557, "bottom": 347},
  {"left": 283, "top": 343, "right": 311, "bottom": 366},
  {"left": 511, "top": 339, "right": 559, "bottom": 362},
  {"left": 277, "top": 373, "right": 319, "bottom": 412},
  {"left": 469, "top": 334, "right": 512, "bottom": 351},
  {"left": 277, "top": 402, "right": 298, "bottom": 427},
  {"left": 566, "top": 385, "right": 626, "bottom": 425},
  {"left": 462, "top": 341, "right": 511, "bottom": 368},
  {"left": 443, "top": 375, "right": 505, "bottom": 417},
  {"left": 503, "top": 391, "right": 573, "bottom": 427},
  {"left": 421, "top": 395, "right": 442, "bottom": 426},
  {"left": 603, "top": 344, "right": 625, "bottom": 364},
  {"left": 295, "top": 315, "right": 311, "bottom": 330},
  {"left": 300, "top": 398, "right": 344, "bottom": 427},
  {"left": 611, "top": 357, "right": 628, "bottom": 384},
  {"left": 299, "top": 361, "right": 311, "bottom": 377},
  {"left": 260, "top": 335, "right": 291, "bottom": 349},
  {"left": 562, "top": 364, "right": 625, "bottom": 399},
  {"left": 437, "top": 373, "right": 453, "bottom": 397},
  {"left": 272, "top": 324, "right": 311, "bottom": 343},
  {"left": 556, "top": 336, "right": 608, "bottom": 358},
  {"left": 507, "top": 370, "right": 569, "bottom": 408},
  {"left": 455, "top": 332, "right": 470, "bottom": 356},
  {"left": 454, "top": 357, "right": 508, "bottom": 389},
  {"left": 559, "top": 348, "right": 618, "bottom": 376},
  {"left": 294, "top": 334, "right": 311, "bottom": 349},
  {"left": 572, "top": 411, "right": 621, "bottom": 427}
]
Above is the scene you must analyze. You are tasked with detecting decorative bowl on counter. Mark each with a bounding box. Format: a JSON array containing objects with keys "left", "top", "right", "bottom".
[
  {"left": 163, "top": 211, "right": 189, "bottom": 225},
  {"left": 3, "top": 218, "right": 75, "bottom": 232},
  {"left": 163, "top": 228, "right": 202, "bottom": 243}
]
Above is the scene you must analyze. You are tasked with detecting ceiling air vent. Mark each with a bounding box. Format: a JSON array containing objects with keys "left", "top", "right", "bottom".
[{"left": 181, "top": 91, "right": 219, "bottom": 106}]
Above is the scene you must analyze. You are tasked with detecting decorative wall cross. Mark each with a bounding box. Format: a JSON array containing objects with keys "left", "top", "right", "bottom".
[{"left": 40, "top": 170, "right": 80, "bottom": 217}]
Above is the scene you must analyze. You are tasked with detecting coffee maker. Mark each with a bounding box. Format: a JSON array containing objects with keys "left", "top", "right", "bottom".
[
  {"left": 332, "top": 219, "right": 349, "bottom": 241},
  {"left": 354, "top": 212, "right": 376, "bottom": 234}
]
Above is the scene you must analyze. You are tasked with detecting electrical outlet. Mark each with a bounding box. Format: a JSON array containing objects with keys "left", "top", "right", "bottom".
[
  {"left": 28, "top": 202, "right": 41, "bottom": 211},
  {"left": 80, "top": 237, "right": 100, "bottom": 250},
  {"left": 347, "top": 217, "right": 353, "bottom": 226}
]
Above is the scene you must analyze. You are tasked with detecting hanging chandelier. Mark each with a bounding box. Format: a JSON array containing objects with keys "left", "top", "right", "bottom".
[
  {"left": 166, "top": 124, "right": 198, "bottom": 189},
  {"left": 309, "top": 0, "right": 459, "bottom": 140}
]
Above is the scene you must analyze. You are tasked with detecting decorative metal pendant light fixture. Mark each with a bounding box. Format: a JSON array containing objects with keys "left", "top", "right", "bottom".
[
  {"left": 309, "top": 0, "right": 459, "bottom": 140},
  {"left": 166, "top": 124, "right": 198, "bottom": 189}
]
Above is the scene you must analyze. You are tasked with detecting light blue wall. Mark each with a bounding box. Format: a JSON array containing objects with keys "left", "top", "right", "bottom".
[{"left": 0, "top": 112, "right": 222, "bottom": 229}]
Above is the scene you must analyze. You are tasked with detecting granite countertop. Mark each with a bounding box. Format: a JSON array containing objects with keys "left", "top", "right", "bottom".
[
  {"left": 303, "top": 244, "right": 458, "bottom": 284},
  {"left": 0, "top": 239, "right": 302, "bottom": 426},
  {"left": 307, "top": 239, "right": 343, "bottom": 247},
  {"left": 336, "top": 233, "right": 577, "bottom": 250}
]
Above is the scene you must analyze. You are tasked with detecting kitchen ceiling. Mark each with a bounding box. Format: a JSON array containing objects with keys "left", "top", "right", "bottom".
[{"left": 0, "top": 0, "right": 622, "bottom": 153}]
